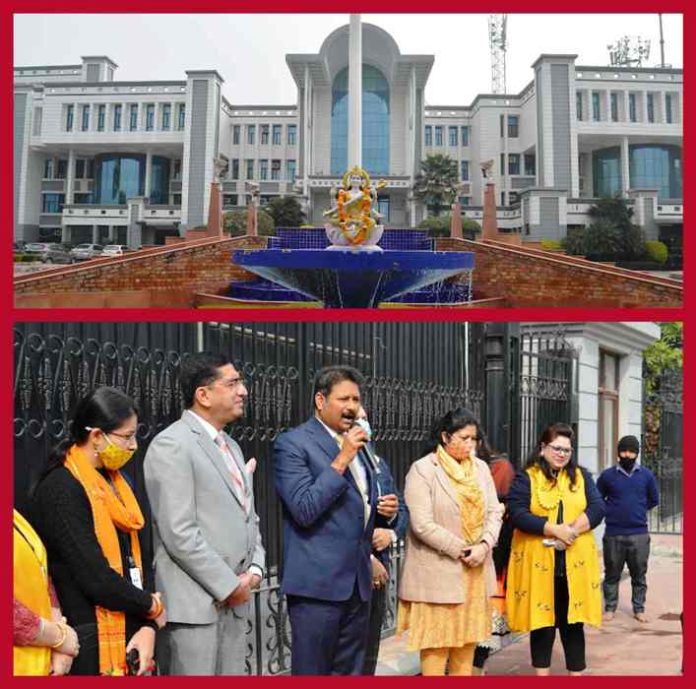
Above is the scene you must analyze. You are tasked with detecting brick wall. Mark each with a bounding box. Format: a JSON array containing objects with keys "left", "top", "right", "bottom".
[
  {"left": 436, "top": 238, "right": 683, "bottom": 307},
  {"left": 15, "top": 235, "right": 267, "bottom": 308}
]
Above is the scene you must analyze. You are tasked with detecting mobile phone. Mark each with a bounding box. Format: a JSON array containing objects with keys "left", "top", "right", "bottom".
[{"left": 126, "top": 648, "right": 140, "bottom": 676}]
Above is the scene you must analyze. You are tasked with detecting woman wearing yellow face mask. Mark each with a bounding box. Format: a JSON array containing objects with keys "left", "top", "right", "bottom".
[{"left": 30, "top": 387, "right": 166, "bottom": 675}]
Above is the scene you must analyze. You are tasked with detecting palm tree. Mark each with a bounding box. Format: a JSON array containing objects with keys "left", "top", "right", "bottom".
[{"left": 413, "top": 154, "right": 460, "bottom": 217}]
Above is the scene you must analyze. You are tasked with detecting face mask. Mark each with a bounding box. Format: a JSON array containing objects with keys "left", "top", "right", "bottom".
[
  {"left": 354, "top": 417, "right": 373, "bottom": 440},
  {"left": 443, "top": 440, "right": 474, "bottom": 462},
  {"left": 619, "top": 457, "right": 637, "bottom": 472},
  {"left": 98, "top": 436, "right": 136, "bottom": 471}
]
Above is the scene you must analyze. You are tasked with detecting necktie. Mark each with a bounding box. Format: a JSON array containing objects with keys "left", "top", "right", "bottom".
[
  {"left": 215, "top": 433, "right": 247, "bottom": 511},
  {"left": 337, "top": 436, "right": 370, "bottom": 527}
]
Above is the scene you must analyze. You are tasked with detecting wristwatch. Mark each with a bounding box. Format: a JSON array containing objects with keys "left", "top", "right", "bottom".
[{"left": 390, "top": 530, "right": 398, "bottom": 547}]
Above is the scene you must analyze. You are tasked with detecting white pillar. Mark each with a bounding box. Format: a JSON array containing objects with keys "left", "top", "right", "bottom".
[
  {"left": 642, "top": 90, "right": 649, "bottom": 122},
  {"left": 303, "top": 64, "right": 311, "bottom": 189},
  {"left": 144, "top": 150, "right": 152, "bottom": 201},
  {"left": 348, "top": 14, "right": 362, "bottom": 169},
  {"left": 620, "top": 136, "right": 630, "bottom": 195},
  {"left": 65, "top": 149, "right": 75, "bottom": 205}
]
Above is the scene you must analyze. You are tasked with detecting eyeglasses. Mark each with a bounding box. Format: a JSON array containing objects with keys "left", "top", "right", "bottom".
[
  {"left": 108, "top": 430, "right": 138, "bottom": 443},
  {"left": 211, "top": 377, "right": 246, "bottom": 390},
  {"left": 547, "top": 444, "right": 572, "bottom": 456}
]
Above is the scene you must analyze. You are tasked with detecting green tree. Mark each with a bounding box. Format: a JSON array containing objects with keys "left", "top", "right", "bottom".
[
  {"left": 643, "top": 322, "right": 683, "bottom": 395},
  {"left": 418, "top": 215, "right": 481, "bottom": 239},
  {"left": 223, "top": 209, "right": 275, "bottom": 237},
  {"left": 265, "top": 196, "right": 306, "bottom": 227},
  {"left": 586, "top": 195, "right": 645, "bottom": 260},
  {"left": 413, "top": 154, "right": 460, "bottom": 217}
]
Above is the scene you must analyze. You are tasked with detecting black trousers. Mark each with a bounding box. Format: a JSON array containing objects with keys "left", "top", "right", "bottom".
[
  {"left": 602, "top": 533, "right": 650, "bottom": 613},
  {"left": 529, "top": 575, "right": 586, "bottom": 672},
  {"left": 362, "top": 585, "right": 386, "bottom": 674}
]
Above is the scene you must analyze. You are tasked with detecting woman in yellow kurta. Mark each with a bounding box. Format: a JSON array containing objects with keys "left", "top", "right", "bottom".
[
  {"left": 13, "top": 509, "right": 80, "bottom": 675},
  {"left": 506, "top": 422, "right": 605, "bottom": 675},
  {"left": 397, "top": 409, "right": 503, "bottom": 675}
]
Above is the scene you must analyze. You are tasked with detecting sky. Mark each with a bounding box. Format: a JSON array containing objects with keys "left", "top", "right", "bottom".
[{"left": 14, "top": 13, "right": 682, "bottom": 106}]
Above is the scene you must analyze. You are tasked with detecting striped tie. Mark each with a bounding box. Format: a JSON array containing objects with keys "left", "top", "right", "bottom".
[{"left": 215, "top": 433, "right": 247, "bottom": 511}]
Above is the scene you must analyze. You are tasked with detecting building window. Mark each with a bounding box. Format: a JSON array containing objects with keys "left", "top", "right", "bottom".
[
  {"left": 97, "top": 105, "right": 106, "bottom": 132},
  {"left": 377, "top": 195, "right": 390, "bottom": 222},
  {"left": 508, "top": 154, "right": 520, "bottom": 175},
  {"left": 424, "top": 125, "right": 432, "bottom": 146},
  {"left": 647, "top": 93, "right": 655, "bottom": 123},
  {"left": 598, "top": 350, "right": 620, "bottom": 469},
  {"left": 259, "top": 159, "right": 268, "bottom": 180},
  {"left": 449, "top": 126, "right": 458, "bottom": 146},
  {"left": 272, "top": 124, "right": 282, "bottom": 145},
  {"left": 592, "top": 92, "right": 601, "bottom": 121},
  {"left": 287, "top": 124, "right": 297, "bottom": 145},
  {"left": 434, "top": 126, "right": 443, "bottom": 146},
  {"left": 271, "top": 159, "right": 281, "bottom": 180},
  {"left": 460, "top": 126, "right": 469, "bottom": 146},
  {"left": 458, "top": 196, "right": 470, "bottom": 206},
  {"left": 666, "top": 94, "right": 673, "bottom": 123},
  {"left": 129, "top": 104, "right": 138, "bottom": 131},
  {"left": 231, "top": 159, "right": 239, "bottom": 180},
  {"left": 162, "top": 104, "right": 171, "bottom": 131},
  {"left": 500, "top": 114, "right": 504, "bottom": 137},
  {"left": 43, "top": 158, "right": 54, "bottom": 179},
  {"left": 93, "top": 153, "right": 170, "bottom": 205},
  {"left": 223, "top": 194, "right": 239, "bottom": 207},
  {"left": 507, "top": 115, "right": 519, "bottom": 138},
  {"left": 75, "top": 159, "right": 85, "bottom": 179},
  {"left": 460, "top": 160, "right": 469, "bottom": 181},
  {"left": 629, "top": 93, "right": 637, "bottom": 123},
  {"left": 113, "top": 104, "right": 122, "bottom": 131},
  {"left": 331, "top": 64, "right": 390, "bottom": 176},
  {"left": 233, "top": 125, "right": 240, "bottom": 145},
  {"left": 524, "top": 153, "right": 536, "bottom": 176},
  {"left": 287, "top": 159, "right": 296, "bottom": 183},
  {"left": 261, "top": 125, "right": 269, "bottom": 145},
  {"left": 610, "top": 93, "right": 619, "bottom": 122},
  {"left": 509, "top": 191, "right": 520, "bottom": 205},
  {"left": 145, "top": 104, "right": 155, "bottom": 131},
  {"left": 500, "top": 153, "right": 505, "bottom": 176},
  {"left": 81, "top": 105, "right": 90, "bottom": 131},
  {"left": 177, "top": 104, "right": 186, "bottom": 130},
  {"left": 42, "top": 193, "right": 65, "bottom": 213},
  {"left": 246, "top": 159, "right": 254, "bottom": 179},
  {"left": 173, "top": 159, "right": 181, "bottom": 180},
  {"left": 247, "top": 124, "right": 256, "bottom": 145},
  {"left": 66, "top": 104, "right": 74, "bottom": 131},
  {"left": 56, "top": 159, "right": 67, "bottom": 179},
  {"left": 576, "top": 92, "right": 583, "bottom": 120}
]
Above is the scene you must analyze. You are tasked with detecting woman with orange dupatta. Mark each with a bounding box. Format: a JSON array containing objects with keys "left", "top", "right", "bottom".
[{"left": 31, "top": 387, "right": 166, "bottom": 675}]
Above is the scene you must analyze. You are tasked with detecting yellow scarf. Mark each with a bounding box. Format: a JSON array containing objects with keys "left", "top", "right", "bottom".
[
  {"left": 506, "top": 465, "right": 602, "bottom": 632},
  {"left": 64, "top": 445, "right": 145, "bottom": 675},
  {"left": 13, "top": 509, "right": 52, "bottom": 676},
  {"left": 436, "top": 444, "right": 485, "bottom": 544}
]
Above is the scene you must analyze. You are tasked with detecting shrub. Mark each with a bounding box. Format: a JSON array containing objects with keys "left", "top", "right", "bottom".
[
  {"left": 418, "top": 215, "right": 482, "bottom": 239},
  {"left": 223, "top": 209, "right": 275, "bottom": 237},
  {"left": 644, "top": 240, "right": 669, "bottom": 265},
  {"left": 540, "top": 240, "right": 562, "bottom": 251}
]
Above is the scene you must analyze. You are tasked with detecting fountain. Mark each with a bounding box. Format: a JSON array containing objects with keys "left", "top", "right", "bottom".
[{"left": 232, "top": 166, "right": 475, "bottom": 308}]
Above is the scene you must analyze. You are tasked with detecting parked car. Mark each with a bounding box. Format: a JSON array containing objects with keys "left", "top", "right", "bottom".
[
  {"left": 23, "top": 242, "right": 52, "bottom": 256},
  {"left": 70, "top": 243, "right": 104, "bottom": 261},
  {"left": 102, "top": 244, "right": 134, "bottom": 257},
  {"left": 13, "top": 240, "right": 27, "bottom": 256},
  {"left": 41, "top": 244, "right": 74, "bottom": 264}
]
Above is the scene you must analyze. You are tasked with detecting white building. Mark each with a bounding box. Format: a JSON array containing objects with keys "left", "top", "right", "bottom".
[{"left": 14, "top": 24, "right": 682, "bottom": 255}]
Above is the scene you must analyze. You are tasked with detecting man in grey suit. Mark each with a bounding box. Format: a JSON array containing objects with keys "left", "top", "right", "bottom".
[{"left": 144, "top": 352, "right": 265, "bottom": 675}]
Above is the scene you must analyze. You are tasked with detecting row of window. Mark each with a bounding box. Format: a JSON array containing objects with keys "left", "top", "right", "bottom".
[
  {"left": 499, "top": 153, "right": 536, "bottom": 176},
  {"left": 577, "top": 91, "right": 676, "bottom": 124},
  {"left": 424, "top": 125, "right": 470, "bottom": 147},
  {"left": 232, "top": 123, "right": 297, "bottom": 146},
  {"left": 65, "top": 102, "right": 186, "bottom": 133},
  {"left": 228, "top": 159, "right": 297, "bottom": 182}
]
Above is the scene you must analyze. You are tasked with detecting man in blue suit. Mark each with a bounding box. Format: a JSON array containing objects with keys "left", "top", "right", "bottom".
[{"left": 273, "top": 365, "right": 376, "bottom": 675}]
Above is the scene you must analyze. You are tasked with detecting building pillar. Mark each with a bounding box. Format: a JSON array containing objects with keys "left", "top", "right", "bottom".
[
  {"left": 348, "top": 14, "right": 362, "bottom": 170},
  {"left": 482, "top": 180, "right": 499, "bottom": 240},
  {"left": 144, "top": 150, "right": 153, "bottom": 201},
  {"left": 620, "top": 136, "right": 630, "bottom": 195},
  {"left": 65, "top": 149, "right": 75, "bottom": 205},
  {"left": 603, "top": 90, "right": 611, "bottom": 122},
  {"left": 92, "top": 224, "right": 99, "bottom": 244}
]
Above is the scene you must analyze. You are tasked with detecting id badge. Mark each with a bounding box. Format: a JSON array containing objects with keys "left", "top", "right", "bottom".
[{"left": 129, "top": 566, "right": 143, "bottom": 590}]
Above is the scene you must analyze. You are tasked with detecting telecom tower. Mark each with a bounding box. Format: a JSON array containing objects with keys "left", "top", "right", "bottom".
[{"left": 489, "top": 14, "right": 508, "bottom": 94}]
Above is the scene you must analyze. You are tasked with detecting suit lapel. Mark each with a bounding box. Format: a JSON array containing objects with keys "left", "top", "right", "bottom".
[
  {"left": 432, "top": 455, "right": 461, "bottom": 509},
  {"left": 182, "top": 411, "right": 245, "bottom": 509}
]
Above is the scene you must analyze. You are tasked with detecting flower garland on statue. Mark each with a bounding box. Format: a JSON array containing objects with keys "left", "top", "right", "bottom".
[{"left": 334, "top": 167, "right": 375, "bottom": 245}]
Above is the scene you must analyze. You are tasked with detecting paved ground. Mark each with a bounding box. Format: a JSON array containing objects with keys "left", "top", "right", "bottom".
[{"left": 377, "top": 533, "right": 682, "bottom": 676}]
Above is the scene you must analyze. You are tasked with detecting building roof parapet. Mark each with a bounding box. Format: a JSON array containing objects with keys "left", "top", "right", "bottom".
[
  {"left": 531, "top": 54, "right": 579, "bottom": 69},
  {"left": 186, "top": 69, "right": 224, "bottom": 82},
  {"left": 81, "top": 56, "right": 119, "bottom": 67},
  {"left": 576, "top": 64, "right": 682, "bottom": 75}
]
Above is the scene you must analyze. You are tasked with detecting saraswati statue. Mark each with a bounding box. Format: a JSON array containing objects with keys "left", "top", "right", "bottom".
[{"left": 323, "top": 166, "right": 387, "bottom": 251}]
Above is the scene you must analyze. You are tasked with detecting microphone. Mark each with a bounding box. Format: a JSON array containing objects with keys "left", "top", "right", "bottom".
[{"left": 353, "top": 418, "right": 379, "bottom": 473}]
